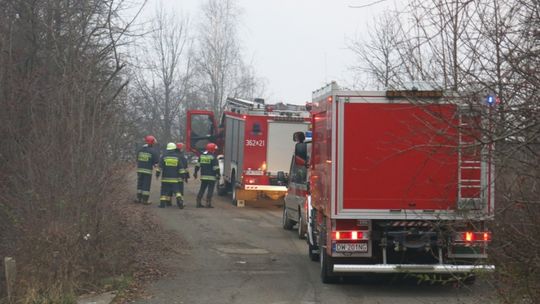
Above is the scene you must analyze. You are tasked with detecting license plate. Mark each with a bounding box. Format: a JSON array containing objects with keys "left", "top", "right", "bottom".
[
  {"left": 335, "top": 242, "right": 368, "bottom": 253},
  {"left": 245, "top": 170, "right": 263, "bottom": 176}
]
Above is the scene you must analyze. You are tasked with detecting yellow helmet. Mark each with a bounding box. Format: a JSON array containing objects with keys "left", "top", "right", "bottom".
[{"left": 166, "top": 142, "right": 176, "bottom": 150}]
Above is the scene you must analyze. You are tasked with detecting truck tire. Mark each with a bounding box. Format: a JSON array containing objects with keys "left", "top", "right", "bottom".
[
  {"left": 457, "top": 274, "right": 476, "bottom": 285},
  {"left": 231, "top": 174, "right": 237, "bottom": 206},
  {"left": 217, "top": 181, "right": 228, "bottom": 196},
  {"left": 297, "top": 211, "right": 307, "bottom": 239},
  {"left": 463, "top": 275, "right": 476, "bottom": 285},
  {"left": 307, "top": 209, "right": 319, "bottom": 261},
  {"left": 308, "top": 242, "right": 319, "bottom": 261},
  {"left": 320, "top": 247, "right": 338, "bottom": 284},
  {"left": 282, "top": 205, "right": 295, "bottom": 230}
]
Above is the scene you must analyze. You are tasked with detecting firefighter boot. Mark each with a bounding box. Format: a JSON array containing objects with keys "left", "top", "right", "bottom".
[
  {"left": 196, "top": 197, "right": 203, "bottom": 208},
  {"left": 176, "top": 197, "right": 184, "bottom": 209},
  {"left": 205, "top": 199, "right": 214, "bottom": 208}
]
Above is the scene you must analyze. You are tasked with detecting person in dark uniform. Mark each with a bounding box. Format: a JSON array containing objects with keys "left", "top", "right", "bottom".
[
  {"left": 194, "top": 143, "right": 220, "bottom": 208},
  {"left": 293, "top": 131, "right": 307, "bottom": 162},
  {"left": 293, "top": 132, "right": 308, "bottom": 183},
  {"left": 176, "top": 142, "right": 189, "bottom": 202},
  {"left": 136, "top": 135, "right": 159, "bottom": 204},
  {"left": 156, "top": 142, "right": 185, "bottom": 209}
]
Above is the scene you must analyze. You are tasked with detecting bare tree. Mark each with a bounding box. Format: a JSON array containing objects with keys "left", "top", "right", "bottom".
[
  {"left": 349, "top": 0, "right": 539, "bottom": 301},
  {"left": 480, "top": 1, "right": 540, "bottom": 301},
  {"left": 348, "top": 11, "right": 402, "bottom": 89},
  {"left": 132, "top": 6, "right": 193, "bottom": 145},
  {"left": 0, "top": 0, "right": 147, "bottom": 300},
  {"left": 196, "top": 0, "right": 242, "bottom": 116},
  {"left": 229, "top": 58, "right": 267, "bottom": 100}
]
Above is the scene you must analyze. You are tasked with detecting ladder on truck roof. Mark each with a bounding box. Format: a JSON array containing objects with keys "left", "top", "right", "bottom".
[
  {"left": 226, "top": 97, "right": 265, "bottom": 111},
  {"left": 226, "top": 97, "right": 310, "bottom": 118},
  {"left": 457, "top": 107, "right": 486, "bottom": 210}
]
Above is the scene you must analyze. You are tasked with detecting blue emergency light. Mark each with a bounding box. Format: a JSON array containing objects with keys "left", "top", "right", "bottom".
[{"left": 486, "top": 95, "right": 495, "bottom": 105}]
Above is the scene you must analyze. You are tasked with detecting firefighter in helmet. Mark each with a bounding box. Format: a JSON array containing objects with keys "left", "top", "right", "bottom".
[
  {"left": 176, "top": 142, "right": 189, "bottom": 200},
  {"left": 156, "top": 142, "right": 185, "bottom": 209},
  {"left": 136, "top": 135, "right": 159, "bottom": 204},
  {"left": 194, "top": 142, "right": 220, "bottom": 208}
]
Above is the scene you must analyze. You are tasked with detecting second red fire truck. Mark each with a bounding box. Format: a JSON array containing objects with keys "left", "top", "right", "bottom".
[{"left": 186, "top": 97, "right": 310, "bottom": 205}]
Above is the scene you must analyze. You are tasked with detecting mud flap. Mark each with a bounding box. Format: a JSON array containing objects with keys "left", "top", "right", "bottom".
[{"left": 263, "top": 191, "right": 286, "bottom": 200}]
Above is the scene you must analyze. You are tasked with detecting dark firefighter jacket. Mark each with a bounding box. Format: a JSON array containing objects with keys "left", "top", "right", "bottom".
[
  {"left": 158, "top": 150, "right": 184, "bottom": 183},
  {"left": 137, "top": 144, "right": 159, "bottom": 175},
  {"left": 178, "top": 152, "right": 189, "bottom": 182},
  {"left": 194, "top": 152, "right": 220, "bottom": 181}
]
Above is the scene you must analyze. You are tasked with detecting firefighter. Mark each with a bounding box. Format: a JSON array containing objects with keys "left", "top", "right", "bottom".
[
  {"left": 176, "top": 142, "right": 189, "bottom": 200},
  {"left": 156, "top": 142, "right": 184, "bottom": 209},
  {"left": 193, "top": 142, "right": 220, "bottom": 208},
  {"left": 293, "top": 131, "right": 307, "bottom": 161},
  {"left": 136, "top": 135, "right": 159, "bottom": 204}
]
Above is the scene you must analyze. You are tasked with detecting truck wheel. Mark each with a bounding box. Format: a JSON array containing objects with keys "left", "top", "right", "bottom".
[
  {"left": 297, "top": 211, "right": 307, "bottom": 239},
  {"left": 308, "top": 242, "right": 319, "bottom": 261},
  {"left": 320, "top": 247, "right": 338, "bottom": 284},
  {"left": 459, "top": 274, "right": 476, "bottom": 285},
  {"left": 231, "top": 175, "right": 237, "bottom": 206},
  {"left": 217, "top": 181, "right": 228, "bottom": 196},
  {"left": 282, "top": 205, "right": 295, "bottom": 230}
]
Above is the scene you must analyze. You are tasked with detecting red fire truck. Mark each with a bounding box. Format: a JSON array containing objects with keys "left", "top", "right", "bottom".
[
  {"left": 302, "top": 82, "right": 495, "bottom": 283},
  {"left": 186, "top": 97, "right": 310, "bottom": 205}
]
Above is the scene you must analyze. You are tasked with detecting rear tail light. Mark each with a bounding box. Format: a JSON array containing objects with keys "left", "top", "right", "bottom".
[
  {"left": 332, "top": 230, "right": 369, "bottom": 241},
  {"left": 454, "top": 231, "right": 491, "bottom": 243}
]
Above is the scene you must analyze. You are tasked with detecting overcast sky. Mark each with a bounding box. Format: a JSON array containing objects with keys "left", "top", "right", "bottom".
[{"left": 149, "top": 0, "right": 397, "bottom": 105}]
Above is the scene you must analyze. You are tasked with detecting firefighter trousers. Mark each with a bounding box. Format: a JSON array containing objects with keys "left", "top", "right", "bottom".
[
  {"left": 136, "top": 173, "right": 152, "bottom": 202},
  {"left": 196, "top": 180, "right": 215, "bottom": 203},
  {"left": 160, "top": 182, "right": 182, "bottom": 207}
]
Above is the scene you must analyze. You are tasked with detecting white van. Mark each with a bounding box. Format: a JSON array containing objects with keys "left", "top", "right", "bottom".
[{"left": 282, "top": 132, "right": 311, "bottom": 239}]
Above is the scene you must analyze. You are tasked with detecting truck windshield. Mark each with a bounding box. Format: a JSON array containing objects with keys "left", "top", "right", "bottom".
[{"left": 190, "top": 114, "right": 215, "bottom": 152}]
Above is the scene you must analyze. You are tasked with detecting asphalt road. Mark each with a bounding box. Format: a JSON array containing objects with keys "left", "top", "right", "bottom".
[{"left": 133, "top": 176, "right": 493, "bottom": 304}]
